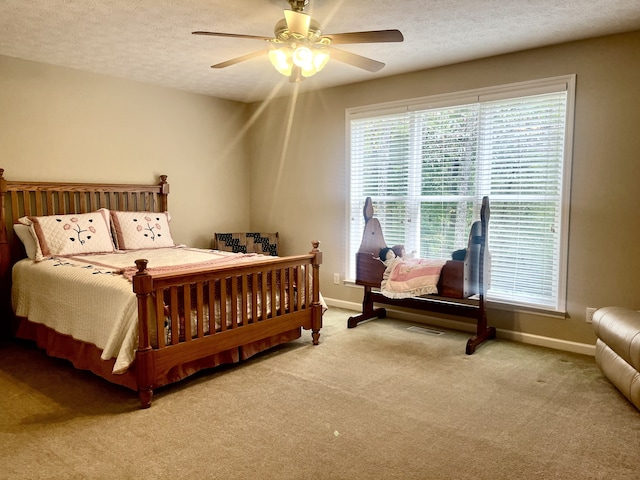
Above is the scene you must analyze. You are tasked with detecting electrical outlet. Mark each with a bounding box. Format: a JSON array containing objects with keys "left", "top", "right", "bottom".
[
  {"left": 586, "top": 307, "right": 597, "bottom": 323},
  {"left": 333, "top": 273, "right": 340, "bottom": 285}
]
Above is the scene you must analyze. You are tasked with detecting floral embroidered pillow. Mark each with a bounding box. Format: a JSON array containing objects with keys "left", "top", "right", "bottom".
[
  {"left": 19, "top": 208, "right": 116, "bottom": 261},
  {"left": 110, "top": 211, "right": 175, "bottom": 250}
]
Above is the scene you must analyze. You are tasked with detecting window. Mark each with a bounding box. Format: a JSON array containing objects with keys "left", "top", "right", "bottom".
[{"left": 347, "top": 75, "right": 575, "bottom": 311}]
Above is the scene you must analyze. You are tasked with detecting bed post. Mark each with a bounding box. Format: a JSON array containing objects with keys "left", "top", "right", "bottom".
[
  {"left": 310, "top": 240, "right": 322, "bottom": 345},
  {"left": 0, "top": 169, "right": 9, "bottom": 272},
  {"left": 158, "top": 175, "right": 169, "bottom": 212},
  {"left": 0, "top": 169, "right": 8, "bottom": 270},
  {"left": 0, "top": 169, "right": 11, "bottom": 334},
  {"left": 465, "top": 196, "right": 496, "bottom": 354},
  {"left": 132, "top": 259, "right": 155, "bottom": 408}
]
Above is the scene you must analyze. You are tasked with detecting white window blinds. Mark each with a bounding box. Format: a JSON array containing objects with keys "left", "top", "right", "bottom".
[{"left": 348, "top": 76, "right": 574, "bottom": 311}]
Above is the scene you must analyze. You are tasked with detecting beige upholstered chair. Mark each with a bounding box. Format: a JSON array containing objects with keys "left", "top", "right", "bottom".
[
  {"left": 593, "top": 307, "right": 640, "bottom": 410},
  {"left": 213, "top": 232, "right": 279, "bottom": 256}
]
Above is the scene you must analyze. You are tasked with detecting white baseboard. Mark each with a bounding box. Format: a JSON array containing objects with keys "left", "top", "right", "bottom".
[{"left": 324, "top": 297, "right": 596, "bottom": 357}]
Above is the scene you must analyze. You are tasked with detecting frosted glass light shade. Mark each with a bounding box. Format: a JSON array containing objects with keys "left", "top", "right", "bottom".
[
  {"left": 268, "top": 47, "right": 293, "bottom": 76},
  {"left": 270, "top": 44, "right": 330, "bottom": 79}
]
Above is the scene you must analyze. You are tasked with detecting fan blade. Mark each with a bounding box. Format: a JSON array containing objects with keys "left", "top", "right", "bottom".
[
  {"left": 327, "top": 46, "right": 385, "bottom": 72},
  {"left": 326, "top": 29, "right": 404, "bottom": 44},
  {"left": 212, "top": 50, "right": 267, "bottom": 69},
  {"left": 284, "top": 10, "right": 310, "bottom": 36},
  {"left": 193, "top": 31, "right": 273, "bottom": 41}
]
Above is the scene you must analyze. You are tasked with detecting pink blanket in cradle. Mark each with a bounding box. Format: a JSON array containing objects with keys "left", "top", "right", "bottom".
[{"left": 380, "top": 257, "right": 447, "bottom": 299}]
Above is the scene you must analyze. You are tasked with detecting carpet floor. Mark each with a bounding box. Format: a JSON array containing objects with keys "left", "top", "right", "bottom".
[{"left": 1, "top": 307, "right": 639, "bottom": 479}]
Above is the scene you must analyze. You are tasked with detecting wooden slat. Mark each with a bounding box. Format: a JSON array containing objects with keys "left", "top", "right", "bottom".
[
  {"left": 270, "top": 269, "right": 277, "bottom": 318},
  {"left": 231, "top": 277, "right": 238, "bottom": 328},
  {"left": 87, "top": 191, "right": 96, "bottom": 212},
  {"left": 299, "top": 266, "right": 305, "bottom": 308},
  {"left": 242, "top": 275, "right": 251, "bottom": 325},
  {"left": 292, "top": 267, "right": 297, "bottom": 311},
  {"left": 182, "top": 285, "right": 192, "bottom": 341},
  {"left": 260, "top": 271, "right": 267, "bottom": 321},
  {"left": 251, "top": 273, "right": 258, "bottom": 323},
  {"left": 24, "top": 191, "right": 30, "bottom": 216},
  {"left": 33, "top": 190, "right": 43, "bottom": 215},
  {"left": 196, "top": 281, "right": 204, "bottom": 338},
  {"left": 303, "top": 265, "right": 313, "bottom": 308},
  {"left": 220, "top": 279, "right": 228, "bottom": 331},
  {"left": 297, "top": 266, "right": 302, "bottom": 309},
  {"left": 79, "top": 191, "right": 88, "bottom": 213},
  {"left": 289, "top": 267, "right": 300, "bottom": 312},
  {"left": 46, "top": 191, "right": 55, "bottom": 215},
  {"left": 58, "top": 192, "right": 67, "bottom": 215},
  {"left": 10, "top": 192, "right": 19, "bottom": 219},
  {"left": 208, "top": 280, "right": 216, "bottom": 334},
  {"left": 284, "top": 270, "right": 288, "bottom": 314},
  {"left": 155, "top": 293, "right": 166, "bottom": 349},
  {"left": 69, "top": 192, "right": 77, "bottom": 214},
  {"left": 170, "top": 286, "right": 179, "bottom": 345},
  {"left": 27, "top": 192, "right": 36, "bottom": 215}
]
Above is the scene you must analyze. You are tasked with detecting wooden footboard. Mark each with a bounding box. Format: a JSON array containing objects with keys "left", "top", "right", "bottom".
[
  {"left": 348, "top": 196, "right": 494, "bottom": 354},
  {"left": 133, "top": 242, "right": 323, "bottom": 408}
]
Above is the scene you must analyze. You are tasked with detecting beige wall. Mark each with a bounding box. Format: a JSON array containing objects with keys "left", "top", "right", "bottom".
[
  {"left": 248, "top": 30, "right": 640, "bottom": 347},
  {"left": 2, "top": 30, "right": 639, "bottom": 349},
  {"left": 0, "top": 55, "right": 251, "bottom": 247}
]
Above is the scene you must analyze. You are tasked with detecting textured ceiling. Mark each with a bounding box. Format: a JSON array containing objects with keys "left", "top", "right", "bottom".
[{"left": 1, "top": 0, "right": 640, "bottom": 103}]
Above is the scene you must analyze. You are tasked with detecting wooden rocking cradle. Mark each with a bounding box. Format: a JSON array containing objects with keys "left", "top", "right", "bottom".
[{"left": 348, "top": 196, "right": 495, "bottom": 354}]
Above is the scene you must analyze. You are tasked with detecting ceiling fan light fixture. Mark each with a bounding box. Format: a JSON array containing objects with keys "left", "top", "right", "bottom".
[
  {"left": 302, "top": 48, "right": 330, "bottom": 77},
  {"left": 268, "top": 47, "right": 293, "bottom": 76},
  {"left": 269, "top": 44, "right": 329, "bottom": 79},
  {"left": 292, "top": 46, "right": 312, "bottom": 67}
]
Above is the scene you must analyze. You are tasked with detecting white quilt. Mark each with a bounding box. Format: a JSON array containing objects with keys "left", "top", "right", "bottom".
[{"left": 11, "top": 247, "right": 275, "bottom": 374}]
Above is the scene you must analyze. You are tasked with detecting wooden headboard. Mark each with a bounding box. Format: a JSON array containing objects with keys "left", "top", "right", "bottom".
[{"left": 0, "top": 169, "right": 170, "bottom": 311}]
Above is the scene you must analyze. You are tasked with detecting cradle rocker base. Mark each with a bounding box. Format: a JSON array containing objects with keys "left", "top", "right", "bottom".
[{"left": 347, "top": 286, "right": 496, "bottom": 355}]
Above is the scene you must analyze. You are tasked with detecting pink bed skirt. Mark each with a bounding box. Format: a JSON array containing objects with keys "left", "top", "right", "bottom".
[{"left": 15, "top": 317, "right": 301, "bottom": 391}]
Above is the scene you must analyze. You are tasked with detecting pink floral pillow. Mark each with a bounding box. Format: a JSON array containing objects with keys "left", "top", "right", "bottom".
[
  {"left": 19, "top": 208, "right": 115, "bottom": 261},
  {"left": 110, "top": 211, "right": 175, "bottom": 250}
]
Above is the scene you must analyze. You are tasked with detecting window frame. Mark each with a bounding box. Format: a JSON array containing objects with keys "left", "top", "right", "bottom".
[{"left": 345, "top": 75, "right": 576, "bottom": 313}]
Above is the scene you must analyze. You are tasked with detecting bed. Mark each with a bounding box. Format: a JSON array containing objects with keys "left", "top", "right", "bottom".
[
  {"left": 347, "top": 196, "right": 495, "bottom": 354},
  {"left": 0, "top": 169, "right": 323, "bottom": 408}
]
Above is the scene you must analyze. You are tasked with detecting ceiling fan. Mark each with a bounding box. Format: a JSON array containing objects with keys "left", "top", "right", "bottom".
[{"left": 192, "top": 0, "right": 404, "bottom": 82}]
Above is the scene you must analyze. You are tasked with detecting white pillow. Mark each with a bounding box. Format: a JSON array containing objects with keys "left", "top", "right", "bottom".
[
  {"left": 19, "top": 208, "right": 116, "bottom": 261},
  {"left": 110, "top": 211, "right": 175, "bottom": 250},
  {"left": 13, "top": 224, "right": 38, "bottom": 260}
]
